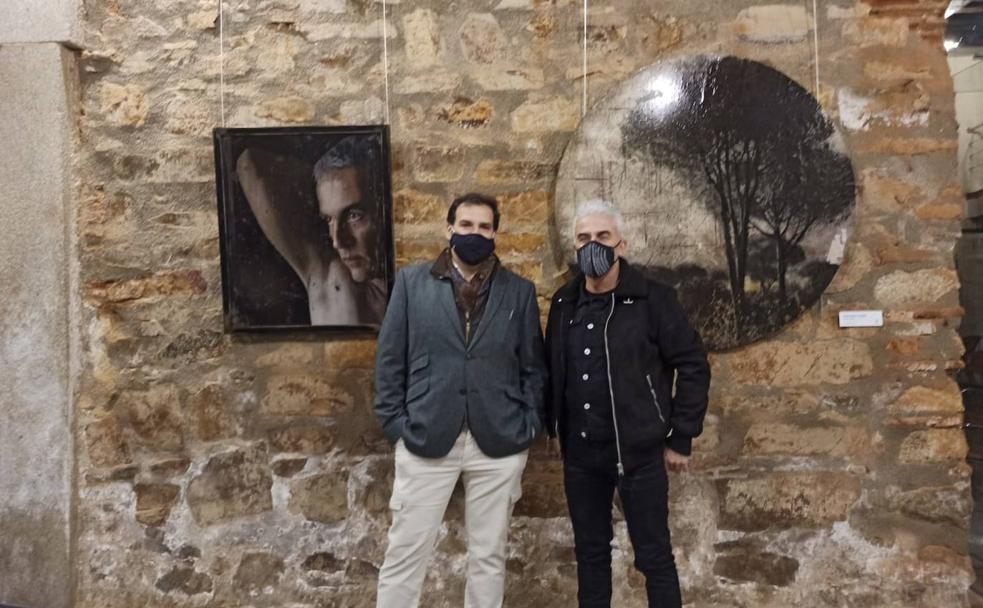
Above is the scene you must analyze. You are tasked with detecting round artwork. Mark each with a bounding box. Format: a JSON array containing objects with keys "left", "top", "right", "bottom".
[{"left": 554, "top": 55, "right": 856, "bottom": 351}]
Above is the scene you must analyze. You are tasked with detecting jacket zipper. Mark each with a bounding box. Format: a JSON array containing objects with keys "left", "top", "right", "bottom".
[
  {"left": 645, "top": 373, "right": 666, "bottom": 423},
  {"left": 603, "top": 293, "right": 626, "bottom": 477},
  {"left": 555, "top": 303, "right": 565, "bottom": 437}
]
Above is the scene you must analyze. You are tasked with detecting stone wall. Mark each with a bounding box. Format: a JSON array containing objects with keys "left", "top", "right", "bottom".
[{"left": 74, "top": 1, "right": 970, "bottom": 606}]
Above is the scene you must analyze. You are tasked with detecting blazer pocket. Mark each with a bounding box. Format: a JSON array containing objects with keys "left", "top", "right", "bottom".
[
  {"left": 407, "top": 375, "right": 429, "bottom": 402},
  {"left": 407, "top": 353, "right": 430, "bottom": 402},
  {"left": 505, "top": 386, "right": 527, "bottom": 407},
  {"left": 409, "top": 352, "right": 429, "bottom": 375}
]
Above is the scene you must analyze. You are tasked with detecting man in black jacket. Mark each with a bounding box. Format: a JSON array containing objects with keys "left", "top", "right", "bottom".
[{"left": 545, "top": 199, "right": 711, "bottom": 608}]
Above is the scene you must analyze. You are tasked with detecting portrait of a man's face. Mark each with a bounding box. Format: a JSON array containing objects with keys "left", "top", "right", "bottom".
[{"left": 214, "top": 126, "right": 394, "bottom": 332}]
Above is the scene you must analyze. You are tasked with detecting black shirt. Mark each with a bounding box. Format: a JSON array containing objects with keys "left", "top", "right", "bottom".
[{"left": 563, "top": 285, "right": 616, "bottom": 442}]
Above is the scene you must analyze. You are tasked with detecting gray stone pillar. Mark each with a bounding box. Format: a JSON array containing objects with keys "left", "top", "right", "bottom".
[{"left": 0, "top": 2, "right": 80, "bottom": 607}]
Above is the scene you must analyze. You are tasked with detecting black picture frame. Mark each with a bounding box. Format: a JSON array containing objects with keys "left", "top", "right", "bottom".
[{"left": 213, "top": 125, "right": 395, "bottom": 333}]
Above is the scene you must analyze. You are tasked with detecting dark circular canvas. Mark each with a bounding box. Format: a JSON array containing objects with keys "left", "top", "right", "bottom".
[{"left": 554, "top": 55, "right": 856, "bottom": 351}]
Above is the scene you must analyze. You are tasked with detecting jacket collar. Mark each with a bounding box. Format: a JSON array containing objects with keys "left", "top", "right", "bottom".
[
  {"left": 555, "top": 258, "right": 648, "bottom": 303},
  {"left": 430, "top": 247, "right": 499, "bottom": 282}
]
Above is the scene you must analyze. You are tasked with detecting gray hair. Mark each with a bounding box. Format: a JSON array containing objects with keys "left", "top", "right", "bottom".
[
  {"left": 573, "top": 199, "right": 625, "bottom": 233},
  {"left": 312, "top": 135, "right": 379, "bottom": 183}
]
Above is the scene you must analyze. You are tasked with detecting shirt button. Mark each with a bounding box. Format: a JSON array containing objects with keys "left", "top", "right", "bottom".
[
  {"left": 582, "top": 373, "right": 589, "bottom": 381},
  {"left": 581, "top": 431, "right": 587, "bottom": 438},
  {"left": 584, "top": 403, "right": 591, "bottom": 410},
  {"left": 584, "top": 348, "right": 591, "bottom": 356},
  {"left": 587, "top": 323, "right": 595, "bottom": 330}
]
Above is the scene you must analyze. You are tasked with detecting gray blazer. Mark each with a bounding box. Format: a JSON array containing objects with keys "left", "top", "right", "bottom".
[{"left": 373, "top": 261, "right": 547, "bottom": 458}]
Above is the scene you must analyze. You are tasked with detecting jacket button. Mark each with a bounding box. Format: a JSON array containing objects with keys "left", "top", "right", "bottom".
[
  {"left": 459, "top": 388, "right": 467, "bottom": 395},
  {"left": 587, "top": 323, "right": 594, "bottom": 330},
  {"left": 584, "top": 403, "right": 591, "bottom": 410}
]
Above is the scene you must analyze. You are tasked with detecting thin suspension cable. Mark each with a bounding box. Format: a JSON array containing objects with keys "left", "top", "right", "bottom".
[
  {"left": 582, "top": 0, "right": 589, "bottom": 116},
  {"left": 812, "top": 0, "right": 820, "bottom": 96},
  {"left": 219, "top": 0, "right": 226, "bottom": 126},
  {"left": 381, "top": 0, "right": 391, "bottom": 124}
]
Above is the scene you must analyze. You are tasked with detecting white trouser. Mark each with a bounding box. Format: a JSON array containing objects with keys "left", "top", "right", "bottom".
[{"left": 376, "top": 430, "right": 528, "bottom": 608}]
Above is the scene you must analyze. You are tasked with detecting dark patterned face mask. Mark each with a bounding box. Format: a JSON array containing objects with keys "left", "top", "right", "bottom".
[
  {"left": 451, "top": 232, "right": 496, "bottom": 265},
  {"left": 577, "top": 240, "right": 621, "bottom": 277}
]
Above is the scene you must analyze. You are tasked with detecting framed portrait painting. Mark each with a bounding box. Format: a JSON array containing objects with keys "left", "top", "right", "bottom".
[{"left": 214, "top": 125, "right": 395, "bottom": 332}]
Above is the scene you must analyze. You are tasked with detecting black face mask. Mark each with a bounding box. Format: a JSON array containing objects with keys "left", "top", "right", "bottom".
[
  {"left": 577, "top": 240, "right": 620, "bottom": 277},
  {"left": 451, "top": 232, "right": 496, "bottom": 265}
]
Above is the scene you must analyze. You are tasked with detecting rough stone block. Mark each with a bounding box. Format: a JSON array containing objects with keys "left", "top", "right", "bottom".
[
  {"left": 261, "top": 375, "right": 354, "bottom": 417},
  {"left": 891, "top": 484, "right": 971, "bottom": 528},
  {"left": 729, "top": 340, "right": 873, "bottom": 386},
  {"left": 324, "top": 339, "right": 378, "bottom": 370},
  {"left": 289, "top": 471, "right": 350, "bottom": 523},
  {"left": 234, "top": 552, "right": 285, "bottom": 592},
  {"left": 843, "top": 17, "right": 909, "bottom": 48},
  {"left": 187, "top": 446, "right": 273, "bottom": 525},
  {"left": 459, "top": 13, "right": 508, "bottom": 64},
  {"left": 188, "top": 384, "right": 236, "bottom": 442},
  {"left": 117, "top": 385, "right": 185, "bottom": 451},
  {"left": 719, "top": 472, "right": 862, "bottom": 531},
  {"left": 256, "top": 96, "right": 315, "bottom": 123},
  {"left": 898, "top": 429, "right": 968, "bottom": 464},
  {"left": 513, "top": 459, "right": 565, "bottom": 518},
  {"left": 437, "top": 96, "right": 495, "bottom": 128},
  {"left": 471, "top": 66, "right": 545, "bottom": 91},
  {"left": 742, "top": 424, "right": 870, "bottom": 458},
  {"left": 98, "top": 82, "right": 149, "bottom": 127},
  {"left": 498, "top": 191, "right": 551, "bottom": 226},
  {"left": 511, "top": 96, "right": 578, "bottom": 132},
  {"left": 411, "top": 145, "right": 468, "bottom": 183},
  {"left": 874, "top": 269, "right": 959, "bottom": 308},
  {"left": 403, "top": 9, "right": 441, "bottom": 64},
  {"left": 394, "top": 188, "right": 446, "bottom": 224},
  {"left": 713, "top": 541, "right": 799, "bottom": 586},
  {"left": 84, "top": 414, "right": 131, "bottom": 468},
  {"left": 134, "top": 483, "right": 180, "bottom": 526},
  {"left": 268, "top": 425, "right": 338, "bottom": 454},
  {"left": 155, "top": 566, "right": 213, "bottom": 595},
  {"left": 83, "top": 270, "right": 207, "bottom": 305},
  {"left": 733, "top": 5, "right": 810, "bottom": 43},
  {"left": 474, "top": 159, "right": 555, "bottom": 184}
]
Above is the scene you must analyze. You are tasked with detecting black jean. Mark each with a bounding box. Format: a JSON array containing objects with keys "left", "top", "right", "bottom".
[{"left": 563, "top": 437, "right": 681, "bottom": 608}]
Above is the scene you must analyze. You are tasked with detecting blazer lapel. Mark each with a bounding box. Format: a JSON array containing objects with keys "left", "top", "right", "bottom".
[
  {"left": 468, "top": 271, "right": 507, "bottom": 348},
  {"left": 435, "top": 277, "right": 466, "bottom": 345}
]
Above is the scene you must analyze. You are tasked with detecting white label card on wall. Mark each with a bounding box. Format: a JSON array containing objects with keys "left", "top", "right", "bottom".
[{"left": 838, "top": 310, "right": 884, "bottom": 328}]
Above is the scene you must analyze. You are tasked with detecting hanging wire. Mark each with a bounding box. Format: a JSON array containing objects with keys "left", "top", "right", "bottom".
[
  {"left": 582, "top": 0, "right": 589, "bottom": 116},
  {"left": 812, "top": 0, "right": 820, "bottom": 96},
  {"left": 381, "top": 0, "right": 392, "bottom": 125},
  {"left": 219, "top": 0, "right": 226, "bottom": 126}
]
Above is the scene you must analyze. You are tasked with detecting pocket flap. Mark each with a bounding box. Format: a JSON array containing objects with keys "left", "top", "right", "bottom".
[
  {"left": 409, "top": 353, "right": 430, "bottom": 374},
  {"left": 406, "top": 376, "right": 429, "bottom": 401},
  {"left": 505, "top": 386, "right": 526, "bottom": 403}
]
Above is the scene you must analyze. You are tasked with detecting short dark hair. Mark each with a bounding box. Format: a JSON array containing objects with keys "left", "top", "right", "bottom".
[
  {"left": 312, "top": 135, "right": 381, "bottom": 211},
  {"left": 447, "top": 192, "right": 500, "bottom": 230},
  {"left": 313, "top": 135, "right": 379, "bottom": 182}
]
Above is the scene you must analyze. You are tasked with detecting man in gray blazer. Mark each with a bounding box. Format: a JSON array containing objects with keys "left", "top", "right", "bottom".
[{"left": 374, "top": 192, "right": 547, "bottom": 608}]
